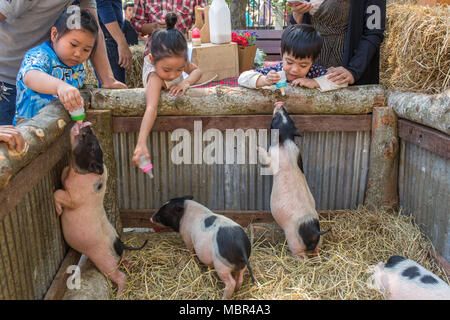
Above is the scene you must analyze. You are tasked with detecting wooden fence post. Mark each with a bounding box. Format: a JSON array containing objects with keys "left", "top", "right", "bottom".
[{"left": 365, "top": 107, "right": 399, "bottom": 210}]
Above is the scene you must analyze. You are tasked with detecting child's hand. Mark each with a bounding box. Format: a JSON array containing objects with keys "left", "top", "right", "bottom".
[
  {"left": 0, "top": 126, "right": 25, "bottom": 152},
  {"left": 291, "top": 78, "right": 319, "bottom": 89},
  {"left": 56, "top": 82, "right": 84, "bottom": 112},
  {"left": 263, "top": 70, "right": 281, "bottom": 86},
  {"left": 169, "top": 80, "right": 190, "bottom": 96},
  {"left": 132, "top": 143, "right": 151, "bottom": 168}
]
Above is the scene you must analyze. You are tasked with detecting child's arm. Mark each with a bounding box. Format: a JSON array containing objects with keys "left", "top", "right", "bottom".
[
  {"left": 291, "top": 78, "right": 320, "bottom": 89},
  {"left": 168, "top": 62, "right": 203, "bottom": 96},
  {"left": 132, "top": 72, "right": 163, "bottom": 167},
  {"left": 23, "top": 70, "right": 83, "bottom": 112}
]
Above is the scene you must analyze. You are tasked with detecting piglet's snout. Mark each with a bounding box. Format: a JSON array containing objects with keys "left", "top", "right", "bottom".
[
  {"left": 274, "top": 101, "right": 284, "bottom": 109},
  {"left": 71, "top": 121, "right": 93, "bottom": 137}
]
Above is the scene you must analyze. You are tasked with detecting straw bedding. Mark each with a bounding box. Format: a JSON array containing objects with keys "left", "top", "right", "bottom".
[
  {"left": 112, "top": 207, "right": 449, "bottom": 300},
  {"left": 380, "top": 3, "right": 450, "bottom": 94},
  {"left": 83, "top": 44, "right": 145, "bottom": 88}
]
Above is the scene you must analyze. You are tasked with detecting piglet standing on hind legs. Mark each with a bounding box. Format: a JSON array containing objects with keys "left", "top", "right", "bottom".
[
  {"left": 151, "top": 196, "right": 256, "bottom": 299},
  {"left": 258, "top": 102, "right": 330, "bottom": 259},
  {"left": 53, "top": 122, "right": 147, "bottom": 299}
]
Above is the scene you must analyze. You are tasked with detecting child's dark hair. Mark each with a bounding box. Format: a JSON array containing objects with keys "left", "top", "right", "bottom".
[
  {"left": 124, "top": 3, "right": 134, "bottom": 10},
  {"left": 52, "top": 7, "right": 99, "bottom": 54},
  {"left": 150, "top": 12, "right": 187, "bottom": 63},
  {"left": 281, "top": 24, "right": 323, "bottom": 61}
]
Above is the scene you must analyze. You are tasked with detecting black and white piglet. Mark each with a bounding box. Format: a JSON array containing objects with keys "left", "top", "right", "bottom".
[
  {"left": 368, "top": 255, "right": 450, "bottom": 300},
  {"left": 151, "top": 196, "right": 255, "bottom": 299},
  {"left": 258, "top": 102, "right": 330, "bottom": 258}
]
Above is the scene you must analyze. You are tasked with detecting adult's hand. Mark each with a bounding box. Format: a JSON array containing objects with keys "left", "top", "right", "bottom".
[
  {"left": 326, "top": 67, "right": 355, "bottom": 85},
  {"left": 286, "top": 1, "right": 313, "bottom": 23},
  {"left": 0, "top": 126, "right": 25, "bottom": 152},
  {"left": 118, "top": 43, "right": 133, "bottom": 69},
  {"left": 142, "top": 20, "right": 166, "bottom": 36},
  {"left": 101, "top": 79, "right": 128, "bottom": 89}
]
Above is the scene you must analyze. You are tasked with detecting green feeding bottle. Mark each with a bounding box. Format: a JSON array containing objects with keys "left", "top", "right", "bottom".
[{"left": 70, "top": 107, "right": 86, "bottom": 124}]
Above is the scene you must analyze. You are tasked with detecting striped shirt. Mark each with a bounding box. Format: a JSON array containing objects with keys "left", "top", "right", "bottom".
[{"left": 131, "top": 0, "right": 206, "bottom": 56}]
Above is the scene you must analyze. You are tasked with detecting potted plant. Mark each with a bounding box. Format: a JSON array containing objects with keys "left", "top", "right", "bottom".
[
  {"left": 232, "top": 30, "right": 258, "bottom": 73},
  {"left": 272, "top": 0, "right": 288, "bottom": 30}
]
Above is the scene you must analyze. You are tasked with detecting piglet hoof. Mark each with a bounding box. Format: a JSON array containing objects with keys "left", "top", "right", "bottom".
[
  {"left": 296, "top": 252, "right": 308, "bottom": 260},
  {"left": 116, "top": 293, "right": 125, "bottom": 300},
  {"left": 311, "top": 248, "right": 321, "bottom": 257},
  {"left": 121, "top": 259, "right": 133, "bottom": 271},
  {"left": 116, "top": 286, "right": 126, "bottom": 300},
  {"left": 54, "top": 203, "right": 63, "bottom": 218}
]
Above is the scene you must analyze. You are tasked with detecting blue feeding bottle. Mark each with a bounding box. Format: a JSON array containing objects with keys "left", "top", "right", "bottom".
[{"left": 275, "top": 70, "right": 287, "bottom": 96}]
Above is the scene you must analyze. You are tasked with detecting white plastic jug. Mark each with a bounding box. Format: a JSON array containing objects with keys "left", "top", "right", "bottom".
[{"left": 209, "top": 0, "right": 231, "bottom": 44}]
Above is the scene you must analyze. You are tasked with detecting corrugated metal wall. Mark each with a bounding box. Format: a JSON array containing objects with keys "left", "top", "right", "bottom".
[
  {"left": 114, "top": 130, "right": 371, "bottom": 211},
  {"left": 399, "top": 139, "right": 450, "bottom": 260},
  {"left": 0, "top": 155, "right": 69, "bottom": 300}
]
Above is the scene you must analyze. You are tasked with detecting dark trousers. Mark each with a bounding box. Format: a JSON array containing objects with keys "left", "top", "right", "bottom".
[
  {"left": 103, "top": 36, "right": 126, "bottom": 85},
  {"left": 0, "top": 82, "right": 17, "bottom": 125}
]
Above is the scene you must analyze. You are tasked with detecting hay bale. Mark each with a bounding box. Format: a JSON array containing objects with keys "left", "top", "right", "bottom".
[
  {"left": 83, "top": 44, "right": 146, "bottom": 89},
  {"left": 114, "top": 207, "right": 449, "bottom": 300},
  {"left": 380, "top": 3, "right": 450, "bottom": 94}
]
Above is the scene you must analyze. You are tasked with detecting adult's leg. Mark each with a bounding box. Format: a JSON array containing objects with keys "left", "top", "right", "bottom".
[{"left": 0, "top": 82, "right": 17, "bottom": 125}]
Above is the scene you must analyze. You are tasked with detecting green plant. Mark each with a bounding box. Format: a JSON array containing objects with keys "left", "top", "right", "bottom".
[{"left": 272, "top": 0, "right": 288, "bottom": 15}]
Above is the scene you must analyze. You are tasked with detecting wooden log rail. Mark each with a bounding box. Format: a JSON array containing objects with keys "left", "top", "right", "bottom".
[
  {"left": 0, "top": 101, "right": 71, "bottom": 193},
  {"left": 387, "top": 90, "right": 450, "bottom": 135}
]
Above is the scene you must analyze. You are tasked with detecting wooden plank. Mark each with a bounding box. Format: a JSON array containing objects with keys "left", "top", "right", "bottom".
[
  {"left": 121, "top": 209, "right": 340, "bottom": 229},
  {"left": 398, "top": 119, "right": 450, "bottom": 159},
  {"left": 252, "top": 29, "right": 283, "bottom": 39},
  {"left": 265, "top": 54, "right": 281, "bottom": 61},
  {"left": 427, "top": 247, "right": 450, "bottom": 279},
  {"left": 43, "top": 249, "right": 80, "bottom": 300},
  {"left": 255, "top": 40, "right": 281, "bottom": 54},
  {"left": 113, "top": 115, "right": 372, "bottom": 133},
  {"left": 0, "top": 129, "right": 70, "bottom": 221}
]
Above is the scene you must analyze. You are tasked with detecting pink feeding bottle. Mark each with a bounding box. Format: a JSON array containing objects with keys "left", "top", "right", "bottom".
[{"left": 138, "top": 155, "right": 154, "bottom": 179}]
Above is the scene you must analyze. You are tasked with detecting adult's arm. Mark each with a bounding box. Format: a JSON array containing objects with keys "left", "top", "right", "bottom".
[
  {"left": 344, "top": 0, "right": 386, "bottom": 83},
  {"left": 287, "top": 1, "right": 312, "bottom": 24},
  {"left": 130, "top": 0, "right": 165, "bottom": 36},
  {"left": 84, "top": 6, "right": 127, "bottom": 88},
  {"left": 0, "top": 0, "right": 33, "bottom": 21}
]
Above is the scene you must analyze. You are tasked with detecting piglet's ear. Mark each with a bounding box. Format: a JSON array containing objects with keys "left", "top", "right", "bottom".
[
  {"left": 293, "top": 128, "right": 303, "bottom": 137},
  {"left": 88, "top": 161, "right": 104, "bottom": 175},
  {"left": 184, "top": 195, "right": 194, "bottom": 200}
]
